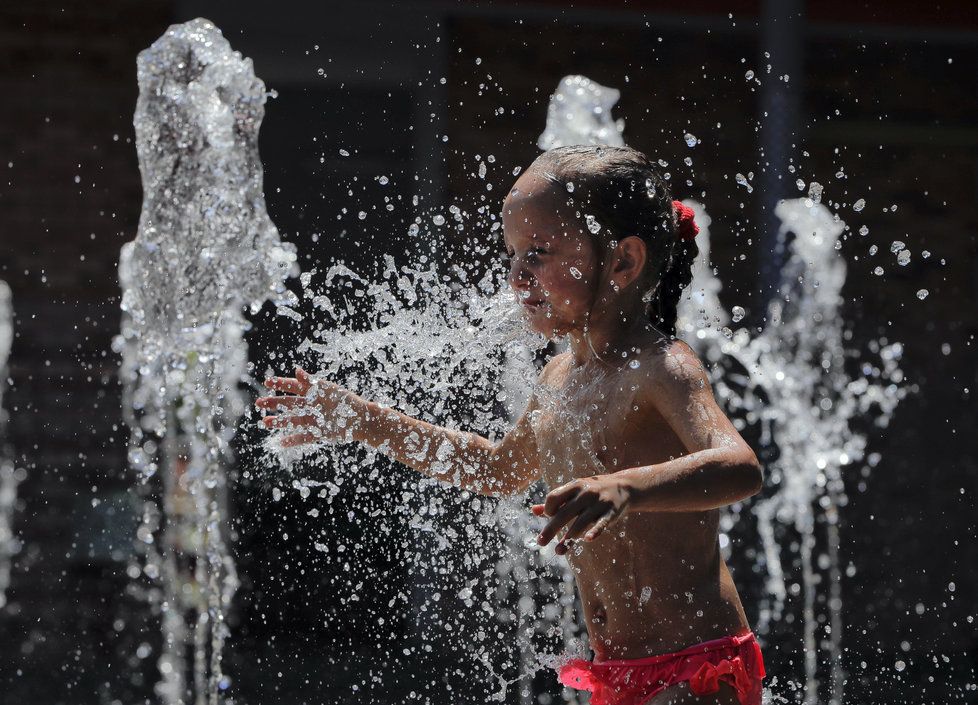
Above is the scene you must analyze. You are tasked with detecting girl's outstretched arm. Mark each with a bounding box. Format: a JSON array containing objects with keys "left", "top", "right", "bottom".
[{"left": 256, "top": 367, "right": 541, "bottom": 497}]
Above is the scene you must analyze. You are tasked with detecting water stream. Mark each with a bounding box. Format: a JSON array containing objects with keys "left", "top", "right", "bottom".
[
  {"left": 0, "top": 280, "right": 18, "bottom": 611},
  {"left": 118, "top": 19, "right": 297, "bottom": 705}
]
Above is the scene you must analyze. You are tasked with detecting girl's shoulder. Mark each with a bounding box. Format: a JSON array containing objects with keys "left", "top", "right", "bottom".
[
  {"left": 633, "top": 335, "right": 710, "bottom": 392},
  {"left": 538, "top": 350, "right": 574, "bottom": 382}
]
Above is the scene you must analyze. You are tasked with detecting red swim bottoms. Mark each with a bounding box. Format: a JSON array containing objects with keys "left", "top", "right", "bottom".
[{"left": 558, "top": 631, "right": 765, "bottom": 705}]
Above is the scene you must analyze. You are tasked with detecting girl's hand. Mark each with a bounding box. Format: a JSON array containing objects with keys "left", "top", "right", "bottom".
[
  {"left": 255, "top": 366, "right": 365, "bottom": 447},
  {"left": 531, "top": 475, "right": 632, "bottom": 554}
]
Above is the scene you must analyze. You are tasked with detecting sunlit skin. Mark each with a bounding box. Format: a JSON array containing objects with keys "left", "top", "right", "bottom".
[{"left": 256, "top": 169, "right": 763, "bottom": 704}]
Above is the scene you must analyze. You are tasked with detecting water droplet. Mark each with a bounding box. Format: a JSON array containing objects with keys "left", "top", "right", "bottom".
[
  {"left": 873, "top": 266, "right": 884, "bottom": 276},
  {"left": 916, "top": 289, "right": 929, "bottom": 300},
  {"left": 890, "top": 241, "right": 905, "bottom": 253},
  {"left": 478, "top": 162, "right": 487, "bottom": 179},
  {"left": 795, "top": 178, "right": 806, "bottom": 191},
  {"left": 684, "top": 132, "right": 697, "bottom": 147},
  {"left": 859, "top": 225, "right": 869, "bottom": 236},
  {"left": 869, "top": 245, "right": 878, "bottom": 255},
  {"left": 512, "top": 166, "right": 522, "bottom": 176},
  {"left": 807, "top": 182, "right": 823, "bottom": 204},
  {"left": 628, "top": 359, "right": 640, "bottom": 369},
  {"left": 853, "top": 198, "right": 865, "bottom": 212},
  {"left": 585, "top": 214, "right": 601, "bottom": 234},
  {"left": 735, "top": 173, "right": 753, "bottom": 193},
  {"left": 339, "top": 148, "right": 350, "bottom": 157},
  {"left": 569, "top": 267, "right": 582, "bottom": 279},
  {"left": 432, "top": 214, "right": 445, "bottom": 226},
  {"left": 745, "top": 69, "right": 755, "bottom": 80},
  {"left": 731, "top": 306, "right": 746, "bottom": 323},
  {"left": 894, "top": 660, "right": 906, "bottom": 672},
  {"left": 358, "top": 211, "right": 367, "bottom": 220},
  {"left": 407, "top": 223, "right": 420, "bottom": 237},
  {"left": 378, "top": 175, "right": 389, "bottom": 185},
  {"left": 922, "top": 250, "right": 931, "bottom": 258},
  {"left": 566, "top": 182, "right": 575, "bottom": 193},
  {"left": 897, "top": 250, "right": 911, "bottom": 266}
]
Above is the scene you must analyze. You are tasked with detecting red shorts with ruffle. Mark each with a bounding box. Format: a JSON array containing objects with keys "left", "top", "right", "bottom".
[{"left": 558, "top": 631, "right": 765, "bottom": 705}]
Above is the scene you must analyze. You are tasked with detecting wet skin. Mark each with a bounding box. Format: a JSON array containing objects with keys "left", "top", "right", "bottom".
[
  {"left": 257, "top": 171, "right": 762, "bottom": 683},
  {"left": 499, "top": 173, "right": 759, "bottom": 660}
]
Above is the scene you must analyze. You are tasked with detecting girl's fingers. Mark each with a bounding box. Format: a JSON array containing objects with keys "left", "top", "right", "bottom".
[
  {"left": 262, "top": 414, "right": 317, "bottom": 429},
  {"left": 530, "top": 503, "right": 546, "bottom": 516},
  {"left": 537, "top": 495, "right": 586, "bottom": 546},
  {"left": 255, "top": 395, "right": 306, "bottom": 410},
  {"left": 542, "top": 482, "right": 581, "bottom": 517},
  {"left": 554, "top": 507, "right": 604, "bottom": 555},
  {"left": 280, "top": 431, "right": 319, "bottom": 447},
  {"left": 584, "top": 510, "right": 618, "bottom": 542},
  {"left": 295, "top": 367, "right": 313, "bottom": 387},
  {"left": 264, "top": 376, "right": 305, "bottom": 394}
]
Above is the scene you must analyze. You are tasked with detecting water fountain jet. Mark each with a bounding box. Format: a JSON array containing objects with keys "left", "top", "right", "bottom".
[{"left": 118, "top": 18, "right": 297, "bottom": 705}]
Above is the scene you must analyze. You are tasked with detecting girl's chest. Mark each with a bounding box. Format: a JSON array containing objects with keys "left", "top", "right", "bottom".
[{"left": 529, "top": 371, "right": 638, "bottom": 481}]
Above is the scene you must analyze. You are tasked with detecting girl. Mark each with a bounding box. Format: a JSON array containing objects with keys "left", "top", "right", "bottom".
[{"left": 257, "top": 145, "right": 766, "bottom": 704}]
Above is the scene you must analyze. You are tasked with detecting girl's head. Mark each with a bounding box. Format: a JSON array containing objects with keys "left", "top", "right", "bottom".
[{"left": 502, "top": 144, "right": 698, "bottom": 340}]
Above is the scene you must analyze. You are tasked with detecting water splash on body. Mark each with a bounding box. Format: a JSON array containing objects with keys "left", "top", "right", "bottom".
[
  {"left": 118, "top": 18, "right": 296, "bottom": 704},
  {"left": 0, "top": 280, "right": 19, "bottom": 610}
]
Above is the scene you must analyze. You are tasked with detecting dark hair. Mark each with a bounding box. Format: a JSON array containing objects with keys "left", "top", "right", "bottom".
[{"left": 529, "top": 145, "right": 698, "bottom": 338}]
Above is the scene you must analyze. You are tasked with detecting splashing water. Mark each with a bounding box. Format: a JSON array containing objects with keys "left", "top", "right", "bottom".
[
  {"left": 262, "top": 250, "right": 560, "bottom": 700},
  {"left": 537, "top": 75, "right": 625, "bottom": 150},
  {"left": 0, "top": 280, "right": 19, "bottom": 610},
  {"left": 117, "top": 18, "right": 297, "bottom": 705}
]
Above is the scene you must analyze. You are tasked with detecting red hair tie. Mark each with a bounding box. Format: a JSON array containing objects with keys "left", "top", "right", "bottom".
[{"left": 672, "top": 200, "right": 699, "bottom": 241}]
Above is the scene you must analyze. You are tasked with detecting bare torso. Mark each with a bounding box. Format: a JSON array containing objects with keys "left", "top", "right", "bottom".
[{"left": 530, "top": 343, "right": 749, "bottom": 661}]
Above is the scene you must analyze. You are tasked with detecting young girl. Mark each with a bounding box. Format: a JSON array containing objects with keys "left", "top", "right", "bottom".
[{"left": 257, "top": 145, "right": 766, "bottom": 705}]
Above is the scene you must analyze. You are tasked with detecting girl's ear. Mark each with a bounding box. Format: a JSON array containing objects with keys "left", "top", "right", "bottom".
[{"left": 611, "top": 236, "right": 647, "bottom": 289}]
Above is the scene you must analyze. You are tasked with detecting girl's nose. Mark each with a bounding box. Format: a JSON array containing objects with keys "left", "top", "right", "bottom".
[{"left": 507, "top": 262, "right": 534, "bottom": 290}]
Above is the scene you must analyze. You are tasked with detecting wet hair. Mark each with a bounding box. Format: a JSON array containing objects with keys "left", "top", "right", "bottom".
[{"left": 529, "top": 145, "right": 698, "bottom": 338}]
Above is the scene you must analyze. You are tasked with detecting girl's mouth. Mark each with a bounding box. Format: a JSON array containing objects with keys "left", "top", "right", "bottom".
[{"left": 521, "top": 299, "right": 546, "bottom": 310}]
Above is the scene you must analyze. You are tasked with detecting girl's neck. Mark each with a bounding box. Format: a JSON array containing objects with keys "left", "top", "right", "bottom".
[{"left": 566, "top": 296, "right": 650, "bottom": 367}]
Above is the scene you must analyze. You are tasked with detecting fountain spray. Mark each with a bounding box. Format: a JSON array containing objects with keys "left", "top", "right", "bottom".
[
  {"left": 0, "top": 280, "right": 19, "bottom": 610},
  {"left": 117, "top": 19, "right": 297, "bottom": 705}
]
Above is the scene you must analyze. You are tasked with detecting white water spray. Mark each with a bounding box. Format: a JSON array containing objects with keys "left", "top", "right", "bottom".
[
  {"left": 0, "top": 280, "right": 19, "bottom": 610},
  {"left": 118, "top": 18, "right": 297, "bottom": 705}
]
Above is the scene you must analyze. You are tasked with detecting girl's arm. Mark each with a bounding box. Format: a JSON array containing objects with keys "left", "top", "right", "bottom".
[
  {"left": 257, "top": 367, "right": 542, "bottom": 497},
  {"left": 534, "top": 344, "right": 762, "bottom": 553}
]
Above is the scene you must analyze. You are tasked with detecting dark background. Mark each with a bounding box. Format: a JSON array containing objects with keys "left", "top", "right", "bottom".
[{"left": 0, "top": 1, "right": 976, "bottom": 704}]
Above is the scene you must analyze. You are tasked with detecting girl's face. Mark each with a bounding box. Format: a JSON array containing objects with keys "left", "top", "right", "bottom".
[{"left": 502, "top": 172, "right": 601, "bottom": 338}]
